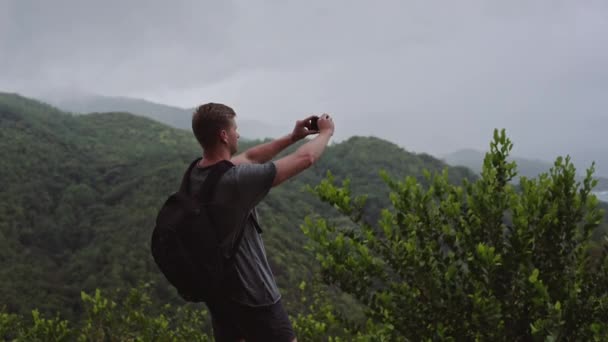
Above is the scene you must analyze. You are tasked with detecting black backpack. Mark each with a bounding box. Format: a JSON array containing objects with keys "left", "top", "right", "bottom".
[{"left": 150, "top": 158, "right": 238, "bottom": 302}]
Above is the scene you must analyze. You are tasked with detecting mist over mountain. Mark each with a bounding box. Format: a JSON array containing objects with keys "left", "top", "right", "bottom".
[
  {"left": 26, "top": 87, "right": 608, "bottom": 180},
  {"left": 34, "top": 90, "right": 286, "bottom": 141}
]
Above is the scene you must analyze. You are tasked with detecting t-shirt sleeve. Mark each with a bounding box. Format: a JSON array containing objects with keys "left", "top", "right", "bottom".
[{"left": 233, "top": 162, "right": 276, "bottom": 211}]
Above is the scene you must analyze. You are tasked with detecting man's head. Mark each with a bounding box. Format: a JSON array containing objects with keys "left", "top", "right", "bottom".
[{"left": 192, "top": 103, "right": 239, "bottom": 156}]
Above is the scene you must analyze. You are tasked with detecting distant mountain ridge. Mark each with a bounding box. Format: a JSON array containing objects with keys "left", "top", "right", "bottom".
[
  {"left": 35, "top": 92, "right": 286, "bottom": 140},
  {"left": 29, "top": 90, "right": 608, "bottom": 178},
  {"left": 443, "top": 148, "right": 608, "bottom": 193},
  {"left": 443, "top": 149, "right": 553, "bottom": 177}
]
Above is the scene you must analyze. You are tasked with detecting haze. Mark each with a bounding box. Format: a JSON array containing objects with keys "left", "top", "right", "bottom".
[{"left": 1, "top": 1, "right": 607, "bottom": 175}]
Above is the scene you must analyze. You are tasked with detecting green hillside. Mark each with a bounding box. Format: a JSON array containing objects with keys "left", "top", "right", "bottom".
[{"left": 0, "top": 92, "right": 477, "bottom": 321}]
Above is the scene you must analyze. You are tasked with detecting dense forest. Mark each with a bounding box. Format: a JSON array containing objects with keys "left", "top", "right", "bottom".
[
  {"left": 1, "top": 92, "right": 607, "bottom": 340},
  {"left": 0, "top": 93, "right": 474, "bottom": 316}
]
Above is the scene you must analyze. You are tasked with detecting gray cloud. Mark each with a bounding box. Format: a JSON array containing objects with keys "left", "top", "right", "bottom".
[{"left": 1, "top": 0, "right": 607, "bottom": 174}]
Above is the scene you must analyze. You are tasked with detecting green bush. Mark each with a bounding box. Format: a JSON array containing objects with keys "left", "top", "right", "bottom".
[
  {"left": 303, "top": 129, "right": 608, "bottom": 341},
  {"left": 0, "top": 284, "right": 211, "bottom": 341}
]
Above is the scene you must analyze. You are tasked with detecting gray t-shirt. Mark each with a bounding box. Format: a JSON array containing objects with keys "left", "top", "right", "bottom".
[{"left": 189, "top": 161, "right": 280, "bottom": 307}]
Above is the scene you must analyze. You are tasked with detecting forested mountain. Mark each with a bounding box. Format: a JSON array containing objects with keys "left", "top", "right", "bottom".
[{"left": 0, "top": 92, "right": 477, "bottom": 320}]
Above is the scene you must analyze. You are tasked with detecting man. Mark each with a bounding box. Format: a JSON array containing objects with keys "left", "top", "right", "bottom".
[{"left": 189, "top": 102, "right": 334, "bottom": 342}]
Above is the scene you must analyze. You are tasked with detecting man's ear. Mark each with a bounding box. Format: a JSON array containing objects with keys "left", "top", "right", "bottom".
[{"left": 219, "top": 129, "right": 229, "bottom": 144}]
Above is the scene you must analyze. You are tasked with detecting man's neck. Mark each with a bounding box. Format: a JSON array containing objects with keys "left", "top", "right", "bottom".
[{"left": 199, "top": 149, "right": 231, "bottom": 168}]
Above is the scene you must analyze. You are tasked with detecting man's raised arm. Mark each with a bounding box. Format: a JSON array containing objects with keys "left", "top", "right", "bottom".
[
  {"left": 231, "top": 115, "right": 319, "bottom": 165},
  {"left": 272, "top": 114, "right": 334, "bottom": 187}
]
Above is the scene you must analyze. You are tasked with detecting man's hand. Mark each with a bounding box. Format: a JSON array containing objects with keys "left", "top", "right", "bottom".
[
  {"left": 272, "top": 113, "right": 334, "bottom": 187},
  {"left": 232, "top": 114, "right": 333, "bottom": 166},
  {"left": 317, "top": 113, "right": 335, "bottom": 136},
  {"left": 291, "top": 115, "right": 321, "bottom": 142}
]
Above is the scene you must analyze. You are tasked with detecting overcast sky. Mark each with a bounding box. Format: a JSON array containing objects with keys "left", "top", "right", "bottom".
[{"left": 1, "top": 0, "right": 607, "bottom": 171}]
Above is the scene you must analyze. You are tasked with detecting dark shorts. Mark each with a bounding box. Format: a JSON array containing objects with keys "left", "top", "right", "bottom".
[{"left": 206, "top": 299, "right": 295, "bottom": 342}]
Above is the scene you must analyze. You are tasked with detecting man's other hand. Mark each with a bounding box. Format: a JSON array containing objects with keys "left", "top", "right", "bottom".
[{"left": 291, "top": 115, "right": 321, "bottom": 141}]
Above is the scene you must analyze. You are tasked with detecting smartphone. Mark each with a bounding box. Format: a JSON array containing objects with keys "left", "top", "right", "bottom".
[{"left": 310, "top": 116, "right": 319, "bottom": 131}]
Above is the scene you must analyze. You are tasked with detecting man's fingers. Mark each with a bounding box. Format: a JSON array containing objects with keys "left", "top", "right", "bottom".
[{"left": 302, "top": 115, "right": 318, "bottom": 122}]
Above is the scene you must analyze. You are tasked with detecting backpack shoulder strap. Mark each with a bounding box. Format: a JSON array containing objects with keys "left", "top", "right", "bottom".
[
  {"left": 197, "top": 160, "right": 235, "bottom": 202},
  {"left": 178, "top": 158, "right": 203, "bottom": 194},
  {"left": 178, "top": 158, "right": 235, "bottom": 201},
  {"left": 181, "top": 159, "right": 243, "bottom": 260}
]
